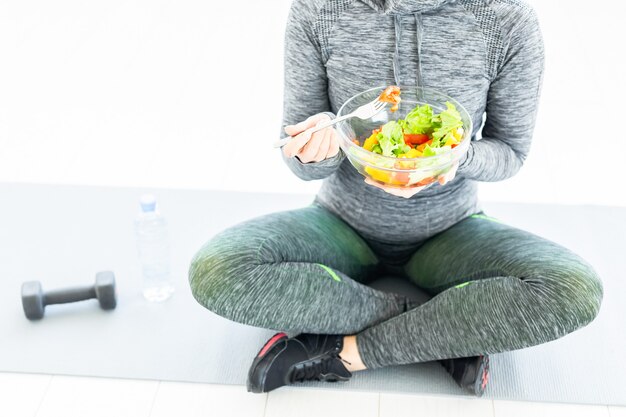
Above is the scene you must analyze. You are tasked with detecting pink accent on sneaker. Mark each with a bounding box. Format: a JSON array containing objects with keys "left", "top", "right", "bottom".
[
  {"left": 481, "top": 365, "right": 489, "bottom": 390},
  {"left": 257, "top": 333, "right": 288, "bottom": 358}
]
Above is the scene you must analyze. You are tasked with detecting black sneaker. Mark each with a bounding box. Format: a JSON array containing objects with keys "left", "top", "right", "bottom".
[
  {"left": 246, "top": 332, "right": 353, "bottom": 393},
  {"left": 439, "top": 355, "right": 490, "bottom": 397}
]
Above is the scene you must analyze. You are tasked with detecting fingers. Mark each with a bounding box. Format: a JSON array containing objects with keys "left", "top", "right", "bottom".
[
  {"left": 364, "top": 178, "right": 426, "bottom": 198},
  {"left": 438, "top": 162, "right": 460, "bottom": 185},
  {"left": 393, "top": 186, "right": 427, "bottom": 198},
  {"left": 284, "top": 113, "right": 330, "bottom": 137},
  {"left": 282, "top": 129, "right": 312, "bottom": 158},
  {"left": 297, "top": 120, "right": 329, "bottom": 162},
  {"left": 450, "top": 161, "right": 459, "bottom": 177},
  {"left": 284, "top": 117, "right": 314, "bottom": 137},
  {"left": 283, "top": 126, "right": 337, "bottom": 162},
  {"left": 364, "top": 177, "right": 385, "bottom": 189},
  {"left": 312, "top": 127, "right": 334, "bottom": 162},
  {"left": 327, "top": 129, "right": 340, "bottom": 158},
  {"left": 283, "top": 114, "right": 332, "bottom": 159}
]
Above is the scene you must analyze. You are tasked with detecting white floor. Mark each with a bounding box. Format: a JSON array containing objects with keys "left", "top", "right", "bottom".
[{"left": 2, "top": 372, "right": 624, "bottom": 417}]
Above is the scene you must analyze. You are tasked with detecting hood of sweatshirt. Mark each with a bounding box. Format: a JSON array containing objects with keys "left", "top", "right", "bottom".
[
  {"left": 360, "top": 0, "right": 450, "bottom": 14},
  {"left": 358, "top": 0, "right": 452, "bottom": 85}
]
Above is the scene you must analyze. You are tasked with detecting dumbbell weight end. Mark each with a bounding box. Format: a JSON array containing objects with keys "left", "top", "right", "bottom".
[
  {"left": 95, "top": 271, "right": 117, "bottom": 310},
  {"left": 21, "top": 281, "right": 45, "bottom": 320}
]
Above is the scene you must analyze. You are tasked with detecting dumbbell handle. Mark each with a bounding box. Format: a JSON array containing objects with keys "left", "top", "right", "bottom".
[{"left": 44, "top": 286, "right": 97, "bottom": 306}]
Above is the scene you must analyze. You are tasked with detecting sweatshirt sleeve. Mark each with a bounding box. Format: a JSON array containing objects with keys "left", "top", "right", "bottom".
[
  {"left": 280, "top": 0, "right": 346, "bottom": 181},
  {"left": 456, "top": 7, "right": 545, "bottom": 182}
]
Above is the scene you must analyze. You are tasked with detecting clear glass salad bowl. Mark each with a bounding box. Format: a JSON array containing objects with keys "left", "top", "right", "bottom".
[{"left": 335, "top": 86, "right": 473, "bottom": 189}]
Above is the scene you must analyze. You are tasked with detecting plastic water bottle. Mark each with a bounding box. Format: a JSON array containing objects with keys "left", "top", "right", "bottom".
[{"left": 134, "top": 194, "right": 175, "bottom": 302}]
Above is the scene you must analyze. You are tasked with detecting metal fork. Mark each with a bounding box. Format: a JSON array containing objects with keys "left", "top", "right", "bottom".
[{"left": 272, "top": 98, "right": 387, "bottom": 148}]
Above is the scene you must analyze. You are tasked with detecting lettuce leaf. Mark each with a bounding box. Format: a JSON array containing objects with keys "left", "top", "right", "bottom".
[
  {"left": 431, "top": 102, "right": 463, "bottom": 145},
  {"left": 402, "top": 104, "right": 435, "bottom": 135},
  {"left": 423, "top": 144, "right": 453, "bottom": 157},
  {"left": 393, "top": 143, "right": 411, "bottom": 156},
  {"left": 377, "top": 121, "right": 406, "bottom": 157}
]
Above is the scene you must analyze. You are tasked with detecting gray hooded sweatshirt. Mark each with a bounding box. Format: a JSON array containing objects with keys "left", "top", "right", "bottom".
[{"left": 280, "top": 0, "right": 545, "bottom": 250}]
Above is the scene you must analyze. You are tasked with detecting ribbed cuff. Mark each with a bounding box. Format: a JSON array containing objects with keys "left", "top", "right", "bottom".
[{"left": 456, "top": 141, "right": 474, "bottom": 176}]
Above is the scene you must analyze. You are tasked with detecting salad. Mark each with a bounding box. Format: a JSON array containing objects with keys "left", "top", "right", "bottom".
[
  {"left": 355, "top": 86, "right": 466, "bottom": 187},
  {"left": 363, "top": 86, "right": 464, "bottom": 159}
]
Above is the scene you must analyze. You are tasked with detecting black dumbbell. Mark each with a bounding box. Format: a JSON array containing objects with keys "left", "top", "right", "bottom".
[{"left": 21, "top": 271, "right": 117, "bottom": 320}]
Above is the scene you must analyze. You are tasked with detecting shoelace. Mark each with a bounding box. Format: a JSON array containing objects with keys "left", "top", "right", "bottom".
[{"left": 290, "top": 355, "right": 352, "bottom": 382}]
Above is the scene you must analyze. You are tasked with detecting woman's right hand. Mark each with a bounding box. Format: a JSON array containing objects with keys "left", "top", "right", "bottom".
[{"left": 282, "top": 113, "right": 340, "bottom": 163}]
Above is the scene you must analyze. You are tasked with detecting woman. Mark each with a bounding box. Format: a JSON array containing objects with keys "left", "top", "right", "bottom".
[{"left": 188, "top": 0, "right": 603, "bottom": 397}]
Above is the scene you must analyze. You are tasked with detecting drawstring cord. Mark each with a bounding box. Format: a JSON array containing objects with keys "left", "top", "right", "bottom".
[
  {"left": 392, "top": 13, "right": 424, "bottom": 88},
  {"left": 392, "top": 14, "right": 402, "bottom": 86},
  {"left": 414, "top": 12, "right": 424, "bottom": 88}
]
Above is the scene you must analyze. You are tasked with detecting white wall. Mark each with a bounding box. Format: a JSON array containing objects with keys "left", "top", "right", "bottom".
[{"left": 0, "top": 0, "right": 624, "bottom": 206}]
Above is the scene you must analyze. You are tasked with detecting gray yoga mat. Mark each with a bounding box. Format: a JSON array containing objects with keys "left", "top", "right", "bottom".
[{"left": 0, "top": 183, "right": 624, "bottom": 405}]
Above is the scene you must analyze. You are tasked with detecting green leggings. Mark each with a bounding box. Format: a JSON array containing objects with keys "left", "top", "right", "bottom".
[{"left": 188, "top": 203, "right": 603, "bottom": 369}]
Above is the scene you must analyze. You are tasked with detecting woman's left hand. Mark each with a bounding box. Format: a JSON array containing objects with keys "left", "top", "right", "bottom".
[{"left": 364, "top": 162, "right": 459, "bottom": 199}]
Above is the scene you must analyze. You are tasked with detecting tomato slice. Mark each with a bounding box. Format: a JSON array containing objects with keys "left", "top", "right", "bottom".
[{"left": 404, "top": 133, "right": 430, "bottom": 145}]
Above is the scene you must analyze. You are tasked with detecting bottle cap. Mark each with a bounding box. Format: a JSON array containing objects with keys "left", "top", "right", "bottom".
[{"left": 139, "top": 194, "right": 157, "bottom": 212}]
